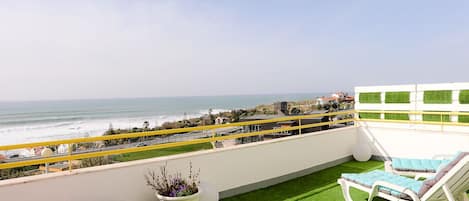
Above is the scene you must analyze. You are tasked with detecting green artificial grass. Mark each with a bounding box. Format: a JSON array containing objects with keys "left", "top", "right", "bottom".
[
  {"left": 384, "top": 113, "right": 409, "bottom": 120},
  {"left": 113, "top": 142, "right": 213, "bottom": 162},
  {"left": 221, "top": 160, "right": 386, "bottom": 201},
  {"left": 459, "top": 113, "right": 469, "bottom": 123},
  {"left": 460, "top": 90, "right": 469, "bottom": 104},
  {"left": 423, "top": 113, "right": 450, "bottom": 122},
  {"left": 359, "top": 92, "right": 381, "bottom": 104},
  {"left": 423, "top": 90, "right": 452, "bottom": 104},
  {"left": 359, "top": 112, "right": 381, "bottom": 119},
  {"left": 385, "top": 92, "right": 410, "bottom": 104}
]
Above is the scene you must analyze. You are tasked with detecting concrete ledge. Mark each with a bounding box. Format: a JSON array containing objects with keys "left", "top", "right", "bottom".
[{"left": 219, "top": 155, "right": 353, "bottom": 199}]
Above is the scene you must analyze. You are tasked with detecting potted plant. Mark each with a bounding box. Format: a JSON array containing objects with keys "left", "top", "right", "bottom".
[{"left": 145, "top": 162, "right": 201, "bottom": 201}]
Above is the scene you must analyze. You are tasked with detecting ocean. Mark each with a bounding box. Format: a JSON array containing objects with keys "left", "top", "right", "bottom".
[{"left": 0, "top": 93, "right": 325, "bottom": 146}]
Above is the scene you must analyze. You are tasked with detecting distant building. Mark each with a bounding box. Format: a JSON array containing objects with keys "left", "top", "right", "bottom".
[
  {"left": 316, "top": 97, "right": 337, "bottom": 106},
  {"left": 215, "top": 117, "right": 229, "bottom": 125},
  {"left": 237, "top": 111, "right": 330, "bottom": 144},
  {"left": 274, "top": 101, "right": 289, "bottom": 115},
  {"left": 238, "top": 114, "right": 285, "bottom": 144},
  {"left": 57, "top": 144, "right": 69, "bottom": 154},
  {"left": 316, "top": 92, "right": 354, "bottom": 106},
  {"left": 343, "top": 96, "right": 355, "bottom": 103}
]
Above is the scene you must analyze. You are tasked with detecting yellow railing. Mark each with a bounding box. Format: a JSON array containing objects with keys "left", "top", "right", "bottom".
[
  {"left": 2, "top": 109, "right": 468, "bottom": 173},
  {"left": 0, "top": 110, "right": 354, "bottom": 170}
]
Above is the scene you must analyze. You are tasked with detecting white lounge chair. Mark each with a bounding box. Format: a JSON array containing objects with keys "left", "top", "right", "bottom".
[{"left": 338, "top": 152, "right": 469, "bottom": 201}]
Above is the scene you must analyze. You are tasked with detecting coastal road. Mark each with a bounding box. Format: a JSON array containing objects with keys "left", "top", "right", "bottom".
[{"left": 2, "top": 126, "right": 242, "bottom": 164}]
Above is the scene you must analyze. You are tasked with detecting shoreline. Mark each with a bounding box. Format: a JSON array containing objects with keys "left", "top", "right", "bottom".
[{"left": 0, "top": 93, "right": 346, "bottom": 147}]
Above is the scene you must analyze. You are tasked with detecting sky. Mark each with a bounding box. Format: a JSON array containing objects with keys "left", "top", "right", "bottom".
[{"left": 1, "top": 0, "right": 469, "bottom": 101}]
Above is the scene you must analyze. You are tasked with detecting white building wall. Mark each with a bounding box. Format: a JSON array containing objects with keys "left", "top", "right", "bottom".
[
  {"left": 355, "top": 82, "right": 469, "bottom": 159},
  {"left": 355, "top": 84, "right": 417, "bottom": 113},
  {"left": 355, "top": 82, "right": 469, "bottom": 122}
]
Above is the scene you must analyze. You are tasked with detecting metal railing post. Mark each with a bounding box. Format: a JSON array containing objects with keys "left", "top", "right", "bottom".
[
  {"left": 211, "top": 129, "right": 216, "bottom": 148},
  {"left": 440, "top": 112, "right": 444, "bottom": 132},
  {"left": 354, "top": 110, "right": 359, "bottom": 127},
  {"left": 68, "top": 143, "right": 73, "bottom": 171},
  {"left": 298, "top": 118, "right": 302, "bottom": 135}
]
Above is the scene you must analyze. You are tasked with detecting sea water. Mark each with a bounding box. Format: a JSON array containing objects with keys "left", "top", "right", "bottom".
[{"left": 0, "top": 93, "right": 325, "bottom": 146}]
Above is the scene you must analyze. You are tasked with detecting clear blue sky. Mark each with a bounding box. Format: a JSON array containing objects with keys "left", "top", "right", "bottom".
[{"left": 1, "top": 1, "right": 468, "bottom": 101}]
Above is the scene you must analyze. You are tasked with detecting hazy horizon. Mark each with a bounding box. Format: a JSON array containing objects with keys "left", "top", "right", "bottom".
[
  {"left": 1, "top": 1, "right": 469, "bottom": 101},
  {"left": 0, "top": 91, "right": 332, "bottom": 103}
]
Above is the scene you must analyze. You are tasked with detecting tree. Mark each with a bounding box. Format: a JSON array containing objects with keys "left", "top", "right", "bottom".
[
  {"left": 106, "top": 123, "right": 115, "bottom": 135},
  {"left": 231, "top": 110, "right": 240, "bottom": 122},
  {"left": 143, "top": 121, "right": 150, "bottom": 130},
  {"left": 208, "top": 108, "right": 215, "bottom": 124}
]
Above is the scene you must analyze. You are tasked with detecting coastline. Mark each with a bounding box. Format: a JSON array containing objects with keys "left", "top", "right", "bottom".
[{"left": 0, "top": 93, "right": 327, "bottom": 146}]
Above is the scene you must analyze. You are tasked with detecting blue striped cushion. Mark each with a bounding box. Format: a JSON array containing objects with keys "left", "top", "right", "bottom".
[
  {"left": 392, "top": 158, "right": 451, "bottom": 172},
  {"left": 342, "top": 170, "right": 423, "bottom": 199}
]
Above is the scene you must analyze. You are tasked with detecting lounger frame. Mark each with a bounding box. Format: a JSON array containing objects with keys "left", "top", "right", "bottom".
[{"left": 338, "top": 155, "right": 469, "bottom": 201}]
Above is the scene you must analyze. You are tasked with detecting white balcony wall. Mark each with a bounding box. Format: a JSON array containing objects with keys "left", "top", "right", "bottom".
[
  {"left": 0, "top": 127, "right": 357, "bottom": 201},
  {"left": 358, "top": 122, "right": 469, "bottom": 159},
  {"left": 355, "top": 83, "right": 469, "bottom": 159}
]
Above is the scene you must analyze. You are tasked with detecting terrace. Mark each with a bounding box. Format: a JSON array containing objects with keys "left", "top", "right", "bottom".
[
  {"left": 1, "top": 83, "right": 469, "bottom": 201},
  {"left": 220, "top": 160, "right": 386, "bottom": 201}
]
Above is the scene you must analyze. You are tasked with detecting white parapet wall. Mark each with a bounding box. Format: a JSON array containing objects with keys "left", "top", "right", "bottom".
[
  {"left": 358, "top": 125, "right": 469, "bottom": 159},
  {"left": 0, "top": 127, "right": 357, "bottom": 201}
]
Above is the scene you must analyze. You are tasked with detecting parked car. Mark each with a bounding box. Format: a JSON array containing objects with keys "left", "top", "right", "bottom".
[{"left": 135, "top": 142, "right": 148, "bottom": 147}]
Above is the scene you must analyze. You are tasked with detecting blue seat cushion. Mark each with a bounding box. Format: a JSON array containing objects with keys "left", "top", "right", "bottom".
[
  {"left": 392, "top": 158, "right": 450, "bottom": 172},
  {"left": 342, "top": 170, "right": 423, "bottom": 200}
]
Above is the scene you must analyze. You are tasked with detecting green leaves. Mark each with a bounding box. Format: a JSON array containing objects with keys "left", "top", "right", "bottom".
[
  {"left": 385, "top": 92, "right": 410, "bottom": 104},
  {"left": 359, "top": 92, "right": 381, "bottom": 104},
  {"left": 424, "top": 90, "right": 452, "bottom": 104}
]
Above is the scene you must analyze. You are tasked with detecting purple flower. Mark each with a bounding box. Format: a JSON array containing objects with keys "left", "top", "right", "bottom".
[
  {"left": 169, "top": 190, "right": 177, "bottom": 197},
  {"left": 145, "top": 162, "right": 200, "bottom": 197},
  {"left": 178, "top": 184, "right": 187, "bottom": 191}
]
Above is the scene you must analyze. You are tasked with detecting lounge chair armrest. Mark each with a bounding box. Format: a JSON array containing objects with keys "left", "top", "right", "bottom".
[
  {"left": 384, "top": 161, "right": 393, "bottom": 172},
  {"left": 370, "top": 181, "right": 420, "bottom": 201}
]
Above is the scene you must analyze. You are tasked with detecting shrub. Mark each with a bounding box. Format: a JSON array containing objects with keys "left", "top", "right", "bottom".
[
  {"left": 423, "top": 90, "right": 452, "bottom": 104},
  {"left": 423, "top": 112, "right": 450, "bottom": 122},
  {"left": 80, "top": 156, "right": 111, "bottom": 168},
  {"left": 458, "top": 113, "right": 469, "bottom": 123},
  {"left": 384, "top": 113, "right": 409, "bottom": 120},
  {"left": 359, "top": 112, "right": 381, "bottom": 119},
  {"left": 385, "top": 92, "right": 410, "bottom": 104},
  {"left": 459, "top": 90, "right": 469, "bottom": 104},
  {"left": 145, "top": 162, "right": 199, "bottom": 197},
  {"left": 0, "top": 166, "right": 38, "bottom": 180},
  {"left": 359, "top": 92, "right": 381, "bottom": 104}
]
